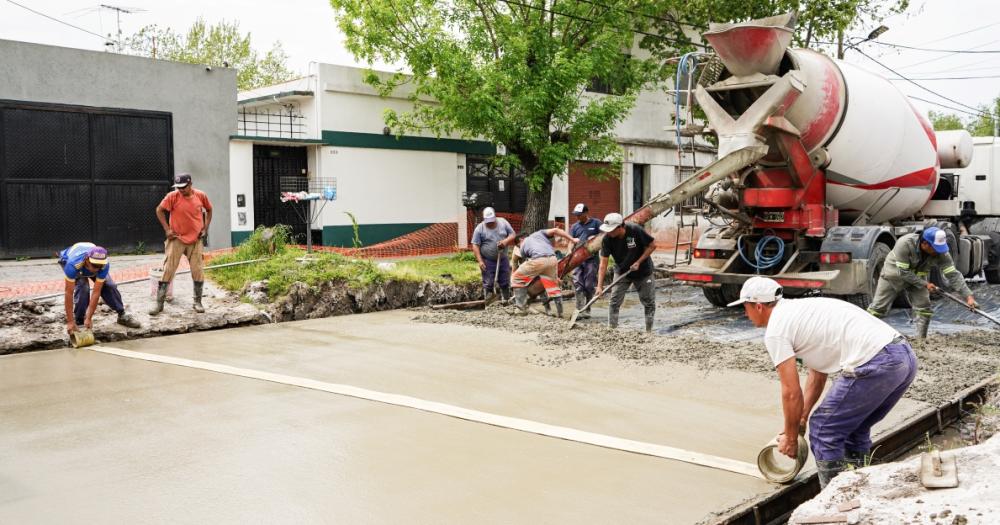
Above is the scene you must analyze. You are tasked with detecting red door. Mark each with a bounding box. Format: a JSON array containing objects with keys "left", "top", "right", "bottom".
[{"left": 567, "top": 161, "right": 621, "bottom": 221}]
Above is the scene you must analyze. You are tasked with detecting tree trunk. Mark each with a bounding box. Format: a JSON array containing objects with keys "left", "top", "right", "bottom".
[{"left": 521, "top": 176, "right": 553, "bottom": 233}]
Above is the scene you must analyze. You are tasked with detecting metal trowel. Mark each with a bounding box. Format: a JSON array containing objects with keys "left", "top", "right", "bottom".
[{"left": 919, "top": 449, "right": 958, "bottom": 488}]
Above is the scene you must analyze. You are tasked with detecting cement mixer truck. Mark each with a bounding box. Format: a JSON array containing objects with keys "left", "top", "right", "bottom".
[{"left": 532, "top": 12, "right": 1000, "bottom": 306}]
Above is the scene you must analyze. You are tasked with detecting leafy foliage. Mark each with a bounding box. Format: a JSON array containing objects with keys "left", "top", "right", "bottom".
[
  {"left": 928, "top": 110, "right": 965, "bottom": 132},
  {"left": 123, "top": 18, "right": 297, "bottom": 90},
  {"left": 925, "top": 96, "right": 999, "bottom": 137}
]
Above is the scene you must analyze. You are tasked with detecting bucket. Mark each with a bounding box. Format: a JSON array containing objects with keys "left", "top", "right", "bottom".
[
  {"left": 149, "top": 268, "right": 174, "bottom": 301},
  {"left": 757, "top": 434, "right": 810, "bottom": 483},
  {"left": 70, "top": 329, "right": 96, "bottom": 348}
]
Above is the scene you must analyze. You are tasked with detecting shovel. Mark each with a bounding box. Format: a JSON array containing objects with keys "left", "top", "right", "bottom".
[
  {"left": 939, "top": 290, "right": 1000, "bottom": 328},
  {"left": 482, "top": 245, "right": 508, "bottom": 308},
  {"left": 568, "top": 270, "right": 631, "bottom": 329}
]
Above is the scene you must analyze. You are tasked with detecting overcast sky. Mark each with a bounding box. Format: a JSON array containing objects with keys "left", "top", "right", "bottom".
[{"left": 0, "top": 0, "right": 997, "bottom": 123}]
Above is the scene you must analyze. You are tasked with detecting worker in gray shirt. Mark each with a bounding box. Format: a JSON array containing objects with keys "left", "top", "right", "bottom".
[
  {"left": 471, "top": 207, "right": 516, "bottom": 303},
  {"left": 511, "top": 227, "right": 578, "bottom": 317},
  {"left": 867, "top": 227, "right": 977, "bottom": 339}
]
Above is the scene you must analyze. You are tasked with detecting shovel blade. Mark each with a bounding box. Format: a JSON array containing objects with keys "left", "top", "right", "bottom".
[{"left": 567, "top": 310, "right": 581, "bottom": 329}]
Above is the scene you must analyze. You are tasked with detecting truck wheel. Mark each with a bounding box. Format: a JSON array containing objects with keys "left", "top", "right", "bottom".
[
  {"left": 703, "top": 284, "right": 741, "bottom": 307},
  {"left": 845, "top": 242, "right": 891, "bottom": 309},
  {"left": 985, "top": 232, "right": 1000, "bottom": 284}
]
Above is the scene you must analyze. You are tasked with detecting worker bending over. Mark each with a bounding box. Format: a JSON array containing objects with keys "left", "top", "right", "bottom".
[
  {"left": 569, "top": 203, "right": 602, "bottom": 319},
  {"left": 867, "top": 227, "right": 977, "bottom": 339},
  {"left": 596, "top": 213, "right": 657, "bottom": 333},
  {"left": 733, "top": 276, "right": 917, "bottom": 488},
  {"left": 510, "top": 228, "right": 578, "bottom": 317},
  {"left": 59, "top": 242, "right": 141, "bottom": 334},
  {"left": 471, "top": 207, "right": 515, "bottom": 304}
]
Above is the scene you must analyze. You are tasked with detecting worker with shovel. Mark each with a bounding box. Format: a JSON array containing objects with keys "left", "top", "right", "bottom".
[
  {"left": 150, "top": 173, "right": 213, "bottom": 315},
  {"left": 569, "top": 203, "right": 603, "bottom": 319},
  {"left": 59, "top": 242, "right": 142, "bottom": 335},
  {"left": 471, "top": 207, "right": 516, "bottom": 304},
  {"left": 596, "top": 213, "right": 657, "bottom": 333},
  {"left": 510, "top": 228, "right": 578, "bottom": 317},
  {"left": 867, "top": 227, "right": 977, "bottom": 339},
  {"left": 733, "top": 276, "right": 918, "bottom": 488}
]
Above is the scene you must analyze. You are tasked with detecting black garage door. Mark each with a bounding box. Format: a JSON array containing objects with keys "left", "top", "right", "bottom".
[{"left": 0, "top": 100, "right": 173, "bottom": 258}]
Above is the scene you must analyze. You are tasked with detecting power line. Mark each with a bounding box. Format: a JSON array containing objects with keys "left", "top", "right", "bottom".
[
  {"left": 852, "top": 48, "right": 990, "bottom": 118},
  {"left": 4, "top": 0, "right": 109, "bottom": 41},
  {"left": 889, "top": 74, "right": 1000, "bottom": 81},
  {"left": 862, "top": 40, "right": 1000, "bottom": 54},
  {"left": 895, "top": 38, "right": 1000, "bottom": 70},
  {"left": 907, "top": 95, "right": 991, "bottom": 119},
  {"left": 919, "top": 20, "right": 1000, "bottom": 45}
]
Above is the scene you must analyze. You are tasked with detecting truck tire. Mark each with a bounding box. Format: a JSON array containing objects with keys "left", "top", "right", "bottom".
[
  {"left": 845, "top": 242, "right": 891, "bottom": 309},
  {"left": 703, "top": 284, "right": 741, "bottom": 307},
  {"left": 985, "top": 232, "right": 1000, "bottom": 284}
]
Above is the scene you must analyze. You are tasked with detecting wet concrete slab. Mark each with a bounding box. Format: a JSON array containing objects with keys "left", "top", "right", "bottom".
[{"left": 0, "top": 312, "right": 931, "bottom": 524}]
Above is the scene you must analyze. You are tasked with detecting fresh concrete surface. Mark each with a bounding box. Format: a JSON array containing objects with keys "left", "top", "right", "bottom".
[{"left": 0, "top": 311, "right": 931, "bottom": 524}]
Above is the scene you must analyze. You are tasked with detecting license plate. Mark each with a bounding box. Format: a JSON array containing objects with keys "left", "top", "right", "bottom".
[{"left": 761, "top": 212, "right": 785, "bottom": 222}]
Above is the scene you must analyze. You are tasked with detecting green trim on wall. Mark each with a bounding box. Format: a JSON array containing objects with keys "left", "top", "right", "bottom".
[
  {"left": 231, "top": 230, "right": 253, "bottom": 246},
  {"left": 322, "top": 223, "right": 433, "bottom": 247},
  {"left": 230, "top": 135, "right": 325, "bottom": 145},
  {"left": 322, "top": 130, "right": 495, "bottom": 155}
]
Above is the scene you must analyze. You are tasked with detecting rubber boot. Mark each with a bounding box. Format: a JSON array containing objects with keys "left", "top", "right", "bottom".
[
  {"left": 583, "top": 291, "right": 594, "bottom": 316},
  {"left": 915, "top": 315, "right": 930, "bottom": 339},
  {"left": 553, "top": 297, "right": 564, "bottom": 319},
  {"left": 644, "top": 313, "right": 654, "bottom": 334},
  {"left": 500, "top": 287, "right": 511, "bottom": 306},
  {"left": 609, "top": 309, "right": 619, "bottom": 329},
  {"left": 148, "top": 282, "right": 169, "bottom": 316},
  {"left": 816, "top": 459, "right": 846, "bottom": 489},
  {"left": 575, "top": 293, "right": 590, "bottom": 319},
  {"left": 542, "top": 297, "right": 552, "bottom": 316},
  {"left": 117, "top": 311, "right": 141, "bottom": 329},
  {"left": 845, "top": 449, "right": 870, "bottom": 470},
  {"left": 193, "top": 281, "right": 206, "bottom": 313},
  {"left": 511, "top": 287, "right": 528, "bottom": 316}
]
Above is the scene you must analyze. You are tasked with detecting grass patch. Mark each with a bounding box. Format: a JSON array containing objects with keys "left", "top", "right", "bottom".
[{"left": 207, "top": 226, "right": 479, "bottom": 298}]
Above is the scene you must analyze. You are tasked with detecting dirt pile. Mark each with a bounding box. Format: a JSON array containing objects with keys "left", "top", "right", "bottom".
[
  {"left": 414, "top": 308, "right": 1000, "bottom": 405},
  {"left": 790, "top": 434, "right": 1000, "bottom": 524},
  {"left": 269, "top": 279, "right": 480, "bottom": 322}
]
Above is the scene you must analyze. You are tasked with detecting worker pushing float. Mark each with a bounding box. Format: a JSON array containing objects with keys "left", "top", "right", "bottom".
[
  {"left": 867, "top": 227, "right": 978, "bottom": 339},
  {"left": 59, "top": 242, "right": 142, "bottom": 335},
  {"left": 733, "top": 276, "right": 918, "bottom": 488}
]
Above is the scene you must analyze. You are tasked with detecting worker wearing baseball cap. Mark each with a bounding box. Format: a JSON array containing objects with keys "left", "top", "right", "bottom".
[
  {"left": 596, "top": 212, "right": 658, "bottom": 332},
  {"left": 151, "top": 173, "right": 214, "bottom": 315},
  {"left": 867, "top": 226, "right": 977, "bottom": 339},
  {"left": 569, "top": 203, "right": 603, "bottom": 319},
  {"left": 470, "top": 207, "right": 516, "bottom": 303},
  {"left": 733, "top": 276, "right": 917, "bottom": 488},
  {"left": 58, "top": 242, "right": 141, "bottom": 335}
]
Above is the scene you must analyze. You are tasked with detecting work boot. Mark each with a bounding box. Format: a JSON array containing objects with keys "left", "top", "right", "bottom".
[
  {"left": 116, "top": 311, "right": 141, "bottom": 329},
  {"left": 609, "top": 310, "right": 619, "bottom": 329},
  {"left": 644, "top": 313, "right": 654, "bottom": 334},
  {"left": 553, "top": 297, "right": 564, "bottom": 319},
  {"left": 583, "top": 291, "right": 594, "bottom": 316},
  {"left": 148, "top": 282, "right": 169, "bottom": 316},
  {"left": 845, "top": 449, "right": 870, "bottom": 470},
  {"left": 575, "top": 293, "right": 590, "bottom": 319},
  {"left": 915, "top": 314, "right": 930, "bottom": 339},
  {"left": 193, "top": 281, "right": 206, "bottom": 313},
  {"left": 816, "top": 459, "right": 846, "bottom": 489},
  {"left": 511, "top": 287, "right": 529, "bottom": 316},
  {"left": 500, "top": 287, "right": 511, "bottom": 306}
]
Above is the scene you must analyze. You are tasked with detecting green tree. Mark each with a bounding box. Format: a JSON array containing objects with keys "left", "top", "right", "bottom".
[
  {"left": 966, "top": 96, "right": 1000, "bottom": 137},
  {"left": 928, "top": 110, "right": 965, "bottom": 132},
  {"left": 124, "top": 19, "right": 296, "bottom": 91},
  {"left": 329, "top": 1, "right": 909, "bottom": 232}
]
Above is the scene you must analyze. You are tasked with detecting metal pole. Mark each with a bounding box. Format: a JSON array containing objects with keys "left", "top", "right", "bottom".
[{"left": 305, "top": 200, "right": 313, "bottom": 254}]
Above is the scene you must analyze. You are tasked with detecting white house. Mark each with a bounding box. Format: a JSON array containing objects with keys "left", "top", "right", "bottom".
[{"left": 228, "top": 62, "right": 714, "bottom": 250}]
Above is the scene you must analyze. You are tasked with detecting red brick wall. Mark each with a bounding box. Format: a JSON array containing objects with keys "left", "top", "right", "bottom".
[{"left": 567, "top": 161, "right": 621, "bottom": 221}]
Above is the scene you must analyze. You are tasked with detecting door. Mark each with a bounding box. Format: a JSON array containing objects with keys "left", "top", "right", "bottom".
[
  {"left": 567, "top": 161, "right": 620, "bottom": 221},
  {"left": 466, "top": 156, "right": 528, "bottom": 213},
  {"left": 253, "top": 145, "right": 308, "bottom": 243},
  {"left": 0, "top": 101, "right": 173, "bottom": 257}
]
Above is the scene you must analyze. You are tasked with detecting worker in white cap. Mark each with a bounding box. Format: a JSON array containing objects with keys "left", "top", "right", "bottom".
[
  {"left": 596, "top": 212, "right": 657, "bottom": 332},
  {"left": 732, "top": 276, "right": 918, "bottom": 488},
  {"left": 470, "top": 207, "right": 516, "bottom": 303},
  {"left": 569, "top": 203, "right": 603, "bottom": 319},
  {"left": 867, "top": 226, "right": 977, "bottom": 339}
]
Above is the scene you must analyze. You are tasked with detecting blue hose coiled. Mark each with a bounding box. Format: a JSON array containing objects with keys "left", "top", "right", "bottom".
[{"left": 738, "top": 235, "right": 785, "bottom": 273}]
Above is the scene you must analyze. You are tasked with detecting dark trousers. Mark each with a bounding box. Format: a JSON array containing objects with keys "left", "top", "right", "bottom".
[
  {"left": 60, "top": 263, "right": 125, "bottom": 323},
  {"left": 573, "top": 258, "right": 598, "bottom": 297},
  {"left": 808, "top": 342, "right": 918, "bottom": 461},
  {"left": 482, "top": 256, "right": 511, "bottom": 295}
]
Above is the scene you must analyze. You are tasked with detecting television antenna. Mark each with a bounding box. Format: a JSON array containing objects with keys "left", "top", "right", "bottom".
[{"left": 99, "top": 4, "right": 146, "bottom": 52}]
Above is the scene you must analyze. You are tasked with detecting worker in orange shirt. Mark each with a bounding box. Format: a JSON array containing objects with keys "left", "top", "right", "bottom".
[{"left": 150, "top": 173, "right": 213, "bottom": 315}]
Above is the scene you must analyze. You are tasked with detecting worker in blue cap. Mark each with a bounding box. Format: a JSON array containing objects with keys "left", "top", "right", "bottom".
[
  {"left": 58, "top": 242, "right": 141, "bottom": 335},
  {"left": 867, "top": 226, "right": 977, "bottom": 338}
]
